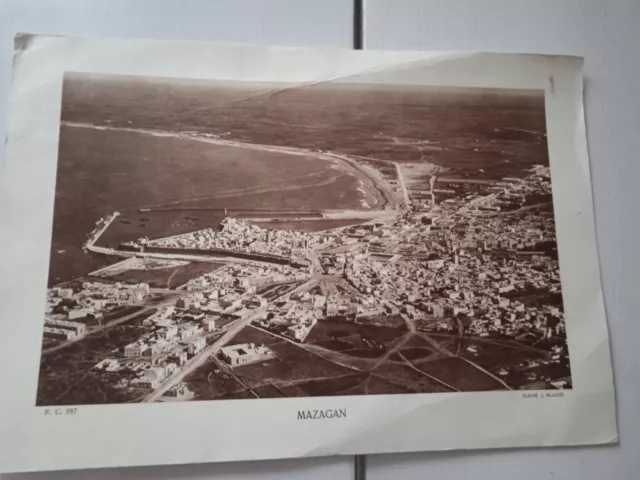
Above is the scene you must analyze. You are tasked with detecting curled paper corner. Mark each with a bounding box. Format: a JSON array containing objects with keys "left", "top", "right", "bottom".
[
  {"left": 12, "top": 33, "right": 47, "bottom": 62},
  {"left": 11, "top": 33, "right": 41, "bottom": 75},
  {"left": 13, "top": 33, "right": 34, "bottom": 55},
  {"left": 11, "top": 34, "right": 32, "bottom": 75},
  {"left": 12, "top": 33, "right": 62, "bottom": 62}
]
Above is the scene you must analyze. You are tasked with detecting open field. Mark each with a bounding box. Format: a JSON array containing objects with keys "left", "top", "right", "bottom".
[
  {"left": 186, "top": 362, "right": 247, "bottom": 401},
  {"left": 184, "top": 327, "right": 358, "bottom": 399},
  {"left": 93, "top": 260, "right": 225, "bottom": 289},
  {"left": 229, "top": 325, "right": 285, "bottom": 346},
  {"left": 36, "top": 312, "right": 155, "bottom": 406},
  {"left": 337, "top": 375, "right": 411, "bottom": 396},
  {"left": 184, "top": 325, "right": 523, "bottom": 399},
  {"left": 421, "top": 333, "right": 463, "bottom": 353},
  {"left": 285, "top": 373, "right": 367, "bottom": 397},
  {"left": 373, "top": 362, "right": 456, "bottom": 394},
  {"left": 232, "top": 340, "right": 356, "bottom": 388},
  {"left": 412, "top": 357, "right": 506, "bottom": 391},
  {"left": 389, "top": 336, "right": 438, "bottom": 363},
  {"left": 306, "top": 318, "right": 409, "bottom": 359},
  {"left": 458, "top": 337, "right": 549, "bottom": 369}
]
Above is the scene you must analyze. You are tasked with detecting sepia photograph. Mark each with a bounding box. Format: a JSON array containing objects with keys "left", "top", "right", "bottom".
[{"left": 37, "top": 72, "right": 571, "bottom": 406}]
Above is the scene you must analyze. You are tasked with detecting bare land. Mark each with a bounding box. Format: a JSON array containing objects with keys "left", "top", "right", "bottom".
[{"left": 94, "top": 261, "right": 225, "bottom": 289}]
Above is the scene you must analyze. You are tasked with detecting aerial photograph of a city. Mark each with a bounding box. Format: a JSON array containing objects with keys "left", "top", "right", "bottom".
[{"left": 36, "top": 72, "right": 571, "bottom": 406}]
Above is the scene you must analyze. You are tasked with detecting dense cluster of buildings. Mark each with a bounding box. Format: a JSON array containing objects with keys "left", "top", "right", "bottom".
[
  {"left": 341, "top": 166, "right": 565, "bottom": 344},
  {"left": 185, "top": 263, "right": 308, "bottom": 292},
  {"left": 148, "top": 217, "right": 335, "bottom": 261},
  {"left": 42, "top": 319, "right": 87, "bottom": 341},
  {"left": 253, "top": 290, "right": 326, "bottom": 342},
  {"left": 179, "top": 263, "right": 317, "bottom": 322},
  {"left": 93, "top": 305, "right": 218, "bottom": 389},
  {"left": 248, "top": 166, "right": 565, "bottom": 352},
  {"left": 43, "top": 282, "right": 150, "bottom": 341},
  {"left": 66, "top": 162, "right": 567, "bottom": 396}
]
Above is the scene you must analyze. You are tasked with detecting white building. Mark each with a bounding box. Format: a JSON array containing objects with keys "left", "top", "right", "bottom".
[
  {"left": 426, "top": 259, "right": 445, "bottom": 270},
  {"left": 186, "top": 336, "right": 206, "bottom": 356},
  {"left": 201, "top": 316, "right": 217, "bottom": 332},
  {"left": 179, "top": 323, "right": 202, "bottom": 341},
  {"left": 43, "top": 327, "right": 77, "bottom": 341},
  {"left": 287, "top": 324, "right": 311, "bottom": 342},
  {"left": 132, "top": 367, "right": 165, "bottom": 389},
  {"left": 124, "top": 343, "right": 149, "bottom": 357},
  {"left": 44, "top": 319, "right": 87, "bottom": 336},
  {"left": 68, "top": 309, "right": 90, "bottom": 320},
  {"left": 220, "top": 343, "right": 274, "bottom": 367},
  {"left": 159, "top": 325, "right": 178, "bottom": 339}
]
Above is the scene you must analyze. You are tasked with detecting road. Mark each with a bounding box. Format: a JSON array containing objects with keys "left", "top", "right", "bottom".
[
  {"left": 278, "top": 277, "right": 319, "bottom": 299},
  {"left": 86, "top": 243, "right": 297, "bottom": 270},
  {"left": 428, "top": 167, "right": 439, "bottom": 205},
  {"left": 401, "top": 313, "right": 513, "bottom": 390},
  {"left": 370, "top": 331, "right": 414, "bottom": 370},
  {"left": 43, "top": 288, "right": 180, "bottom": 355},
  {"left": 394, "top": 162, "right": 411, "bottom": 206},
  {"left": 211, "top": 355, "right": 260, "bottom": 398},
  {"left": 42, "top": 302, "right": 166, "bottom": 356},
  {"left": 84, "top": 212, "right": 119, "bottom": 249},
  {"left": 504, "top": 127, "right": 546, "bottom": 137},
  {"left": 396, "top": 352, "right": 460, "bottom": 392},
  {"left": 251, "top": 323, "right": 461, "bottom": 394},
  {"left": 143, "top": 307, "right": 268, "bottom": 402},
  {"left": 251, "top": 324, "right": 373, "bottom": 371},
  {"left": 412, "top": 330, "right": 513, "bottom": 390}
]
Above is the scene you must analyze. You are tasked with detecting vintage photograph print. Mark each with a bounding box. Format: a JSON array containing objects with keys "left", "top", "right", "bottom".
[{"left": 37, "top": 73, "right": 571, "bottom": 406}]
